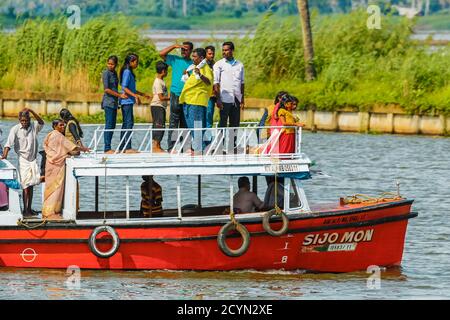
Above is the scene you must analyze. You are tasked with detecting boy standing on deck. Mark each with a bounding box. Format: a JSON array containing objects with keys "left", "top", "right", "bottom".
[{"left": 151, "top": 61, "right": 170, "bottom": 153}]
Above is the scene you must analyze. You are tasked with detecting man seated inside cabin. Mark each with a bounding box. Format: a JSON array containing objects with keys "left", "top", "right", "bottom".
[
  {"left": 140, "top": 175, "right": 163, "bottom": 218},
  {"left": 263, "top": 176, "right": 284, "bottom": 210},
  {"left": 233, "top": 177, "right": 264, "bottom": 214}
]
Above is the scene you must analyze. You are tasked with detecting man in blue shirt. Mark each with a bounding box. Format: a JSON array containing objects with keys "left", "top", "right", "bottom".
[{"left": 159, "top": 42, "right": 193, "bottom": 151}]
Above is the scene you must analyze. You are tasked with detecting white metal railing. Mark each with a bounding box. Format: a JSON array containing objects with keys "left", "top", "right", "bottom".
[{"left": 86, "top": 125, "right": 303, "bottom": 159}]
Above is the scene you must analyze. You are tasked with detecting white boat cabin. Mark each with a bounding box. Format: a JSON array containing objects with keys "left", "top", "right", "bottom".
[{"left": 0, "top": 125, "right": 312, "bottom": 226}]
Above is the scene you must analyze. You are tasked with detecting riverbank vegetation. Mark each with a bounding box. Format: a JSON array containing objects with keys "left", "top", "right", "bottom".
[
  {"left": 238, "top": 11, "right": 450, "bottom": 115},
  {"left": 0, "top": 16, "right": 159, "bottom": 94},
  {"left": 0, "top": 11, "right": 449, "bottom": 115}
]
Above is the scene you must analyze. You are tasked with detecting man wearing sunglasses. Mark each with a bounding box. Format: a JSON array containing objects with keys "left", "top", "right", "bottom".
[{"left": 159, "top": 42, "right": 194, "bottom": 151}]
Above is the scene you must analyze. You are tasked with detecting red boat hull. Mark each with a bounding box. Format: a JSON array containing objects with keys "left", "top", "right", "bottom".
[{"left": 0, "top": 200, "right": 416, "bottom": 272}]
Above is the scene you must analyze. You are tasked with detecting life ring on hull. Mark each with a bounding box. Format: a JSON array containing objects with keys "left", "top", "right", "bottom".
[
  {"left": 262, "top": 209, "right": 289, "bottom": 236},
  {"left": 217, "top": 222, "right": 250, "bottom": 257},
  {"left": 88, "top": 226, "right": 120, "bottom": 259}
]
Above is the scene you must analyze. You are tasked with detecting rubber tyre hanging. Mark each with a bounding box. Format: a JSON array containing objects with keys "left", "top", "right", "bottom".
[
  {"left": 217, "top": 222, "right": 250, "bottom": 257},
  {"left": 88, "top": 225, "right": 120, "bottom": 258},
  {"left": 262, "top": 209, "right": 289, "bottom": 236}
]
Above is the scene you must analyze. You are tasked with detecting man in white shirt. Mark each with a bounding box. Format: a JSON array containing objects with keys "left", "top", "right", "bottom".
[
  {"left": 1, "top": 109, "right": 44, "bottom": 217},
  {"left": 233, "top": 176, "right": 264, "bottom": 214},
  {"left": 213, "top": 42, "right": 245, "bottom": 152}
]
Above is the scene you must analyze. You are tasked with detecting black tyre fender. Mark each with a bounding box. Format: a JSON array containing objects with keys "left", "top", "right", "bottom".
[
  {"left": 88, "top": 225, "right": 120, "bottom": 259},
  {"left": 217, "top": 222, "right": 250, "bottom": 257},
  {"left": 262, "top": 209, "right": 289, "bottom": 236}
]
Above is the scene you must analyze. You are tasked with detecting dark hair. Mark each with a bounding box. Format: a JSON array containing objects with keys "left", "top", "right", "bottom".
[
  {"left": 107, "top": 55, "right": 118, "bottom": 65},
  {"left": 238, "top": 176, "right": 250, "bottom": 189},
  {"left": 205, "top": 45, "right": 215, "bottom": 52},
  {"left": 18, "top": 110, "right": 30, "bottom": 119},
  {"left": 120, "top": 53, "right": 139, "bottom": 84},
  {"left": 156, "top": 61, "right": 168, "bottom": 74},
  {"left": 291, "top": 96, "right": 299, "bottom": 109},
  {"left": 52, "top": 119, "right": 63, "bottom": 129},
  {"left": 274, "top": 91, "right": 288, "bottom": 104},
  {"left": 222, "top": 41, "right": 235, "bottom": 50},
  {"left": 60, "top": 108, "right": 84, "bottom": 138},
  {"left": 183, "top": 41, "right": 194, "bottom": 50},
  {"left": 193, "top": 48, "right": 206, "bottom": 59},
  {"left": 278, "top": 95, "right": 296, "bottom": 112}
]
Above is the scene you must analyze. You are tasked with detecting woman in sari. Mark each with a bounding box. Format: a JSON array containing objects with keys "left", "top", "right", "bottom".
[{"left": 42, "top": 119, "right": 89, "bottom": 220}]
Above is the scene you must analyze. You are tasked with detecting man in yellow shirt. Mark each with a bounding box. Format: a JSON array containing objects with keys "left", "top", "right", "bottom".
[{"left": 179, "top": 48, "right": 213, "bottom": 154}]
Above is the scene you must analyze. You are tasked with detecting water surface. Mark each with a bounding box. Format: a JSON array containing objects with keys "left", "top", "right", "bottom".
[{"left": 0, "top": 120, "right": 449, "bottom": 299}]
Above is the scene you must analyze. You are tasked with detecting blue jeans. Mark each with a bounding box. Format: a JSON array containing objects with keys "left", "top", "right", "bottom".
[
  {"left": 205, "top": 97, "right": 216, "bottom": 144},
  {"left": 104, "top": 106, "right": 117, "bottom": 152},
  {"left": 183, "top": 104, "right": 206, "bottom": 152},
  {"left": 167, "top": 92, "right": 187, "bottom": 151},
  {"left": 120, "top": 104, "right": 134, "bottom": 150},
  {"left": 206, "top": 97, "right": 215, "bottom": 128}
]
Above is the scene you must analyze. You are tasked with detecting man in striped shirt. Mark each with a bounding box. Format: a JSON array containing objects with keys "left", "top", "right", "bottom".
[{"left": 140, "top": 176, "right": 163, "bottom": 217}]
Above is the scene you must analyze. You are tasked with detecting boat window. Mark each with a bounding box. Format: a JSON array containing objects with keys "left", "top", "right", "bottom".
[
  {"left": 76, "top": 175, "right": 178, "bottom": 219},
  {"left": 289, "top": 178, "right": 302, "bottom": 210}
]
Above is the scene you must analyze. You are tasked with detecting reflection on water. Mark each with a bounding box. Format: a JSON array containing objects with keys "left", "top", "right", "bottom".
[
  {"left": 0, "top": 120, "right": 450, "bottom": 299},
  {"left": 0, "top": 266, "right": 410, "bottom": 300}
]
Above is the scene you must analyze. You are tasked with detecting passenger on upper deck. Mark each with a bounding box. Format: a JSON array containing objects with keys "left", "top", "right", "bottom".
[
  {"left": 276, "top": 95, "right": 304, "bottom": 154},
  {"left": 60, "top": 108, "right": 88, "bottom": 149},
  {"left": 1, "top": 108, "right": 44, "bottom": 217},
  {"left": 150, "top": 61, "right": 170, "bottom": 153},
  {"left": 102, "top": 55, "right": 128, "bottom": 154},
  {"left": 180, "top": 48, "right": 213, "bottom": 155},
  {"left": 159, "top": 42, "right": 193, "bottom": 151},
  {"left": 119, "top": 54, "right": 151, "bottom": 154},
  {"left": 42, "top": 119, "right": 89, "bottom": 220},
  {"left": 233, "top": 177, "right": 264, "bottom": 213},
  {"left": 140, "top": 176, "right": 163, "bottom": 218}
]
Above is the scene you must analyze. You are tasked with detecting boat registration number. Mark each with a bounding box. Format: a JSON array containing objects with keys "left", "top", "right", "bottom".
[
  {"left": 327, "top": 243, "right": 357, "bottom": 252},
  {"left": 265, "top": 164, "right": 301, "bottom": 173}
]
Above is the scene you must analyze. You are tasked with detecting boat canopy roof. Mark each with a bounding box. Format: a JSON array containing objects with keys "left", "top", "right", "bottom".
[
  {"left": 67, "top": 153, "right": 311, "bottom": 178},
  {"left": 67, "top": 125, "right": 311, "bottom": 179}
]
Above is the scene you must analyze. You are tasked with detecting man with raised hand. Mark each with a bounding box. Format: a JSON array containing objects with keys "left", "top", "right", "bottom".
[
  {"left": 1, "top": 108, "right": 44, "bottom": 217},
  {"left": 159, "top": 42, "right": 194, "bottom": 151}
]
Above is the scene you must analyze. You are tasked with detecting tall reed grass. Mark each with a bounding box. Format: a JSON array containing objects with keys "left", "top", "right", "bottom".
[
  {"left": 236, "top": 11, "right": 450, "bottom": 115},
  {"left": 0, "top": 15, "right": 159, "bottom": 94}
]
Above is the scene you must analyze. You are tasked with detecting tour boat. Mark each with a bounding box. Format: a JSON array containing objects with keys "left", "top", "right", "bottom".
[{"left": 0, "top": 125, "right": 417, "bottom": 272}]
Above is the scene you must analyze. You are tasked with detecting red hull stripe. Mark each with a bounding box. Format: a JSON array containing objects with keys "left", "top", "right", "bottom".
[
  {"left": 0, "top": 212, "right": 417, "bottom": 244},
  {"left": 0, "top": 199, "right": 414, "bottom": 230}
]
